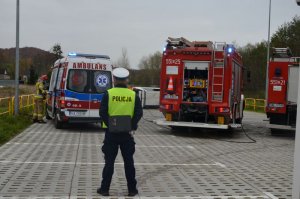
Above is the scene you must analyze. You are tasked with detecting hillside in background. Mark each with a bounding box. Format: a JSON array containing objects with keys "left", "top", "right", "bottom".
[{"left": 0, "top": 47, "right": 56, "bottom": 84}]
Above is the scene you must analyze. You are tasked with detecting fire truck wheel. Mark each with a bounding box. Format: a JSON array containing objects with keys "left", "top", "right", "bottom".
[
  {"left": 221, "top": 127, "right": 234, "bottom": 135},
  {"left": 235, "top": 118, "right": 242, "bottom": 124},
  {"left": 170, "top": 126, "right": 186, "bottom": 132},
  {"left": 54, "top": 112, "right": 63, "bottom": 129},
  {"left": 270, "top": 128, "right": 281, "bottom": 136}
]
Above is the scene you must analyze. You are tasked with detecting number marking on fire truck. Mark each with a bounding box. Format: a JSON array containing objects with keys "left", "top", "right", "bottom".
[
  {"left": 166, "top": 59, "right": 181, "bottom": 65},
  {"left": 270, "top": 79, "right": 286, "bottom": 85}
]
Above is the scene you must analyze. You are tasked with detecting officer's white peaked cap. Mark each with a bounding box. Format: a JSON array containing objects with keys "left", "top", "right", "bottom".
[{"left": 112, "top": 67, "right": 129, "bottom": 79}]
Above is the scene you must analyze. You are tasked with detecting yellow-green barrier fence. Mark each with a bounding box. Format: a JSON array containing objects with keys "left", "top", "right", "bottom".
[
  {"left": 245, "top": 98, "right": 266, "bottom": 112},
  {"left": 0, "top": 94, "right": 35, "bottom": 116},
  {"left": 0, "top": 95, "right": 266, "bottom": 115}
]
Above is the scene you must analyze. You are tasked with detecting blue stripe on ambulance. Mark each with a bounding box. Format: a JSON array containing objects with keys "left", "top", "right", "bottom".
[{"left": 64, "top": 90, "right": 104, "bottom": 101}]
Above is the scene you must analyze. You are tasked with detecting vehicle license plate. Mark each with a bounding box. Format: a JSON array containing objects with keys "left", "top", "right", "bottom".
[{"left": 69, "top": 111, "right": 86, "bottom": 116}]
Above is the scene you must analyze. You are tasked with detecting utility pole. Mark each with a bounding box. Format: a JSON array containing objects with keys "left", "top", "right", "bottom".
[
  {"left": 265, "top": 0, "right": 272, "bottom": 102},
  {"left": 292, "top": 2, "right": 300, "bottom": 198},
  {"left": 14, "top": 0, "right": 20, "bottom": 115}
]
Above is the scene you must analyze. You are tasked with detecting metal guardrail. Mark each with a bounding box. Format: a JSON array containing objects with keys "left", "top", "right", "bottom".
[
  {"left": 0, "top": 94, "right": 35, "bottom": 116},
  {"left": 245, "top": 98, "right": 266, "bottom": 112},
  {"left": 0, "top": 96, "right": 266, "bottom": 115}
]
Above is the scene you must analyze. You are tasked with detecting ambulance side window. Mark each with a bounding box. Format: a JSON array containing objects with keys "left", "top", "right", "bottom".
[
  {"left": 93, "top": 71, "right": 112, "bottom": 93},
  {"left": 67, "top": 69, "right": 88, "bottom": 93},
  {"left": 49, "top": 68, "right": 58, "bottom": 92},
  {"left": 56, "top": 68, "right": 64, "bottom": 90}
]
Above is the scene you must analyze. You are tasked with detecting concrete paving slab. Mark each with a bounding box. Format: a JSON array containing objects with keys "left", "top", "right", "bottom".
[{"left": 0, "top": 110, "right": 295, "bottom": 198}]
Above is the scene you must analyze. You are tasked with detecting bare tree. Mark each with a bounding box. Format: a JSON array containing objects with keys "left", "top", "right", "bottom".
[
  {"left": 115, "top": 48, "right": 130, "bottom": 69},
  {"left": 138, "top": 51, "right": 161, "bottom": 70},
  {"left": 136, "top": 51, "right": 162, "bottom": 86}
]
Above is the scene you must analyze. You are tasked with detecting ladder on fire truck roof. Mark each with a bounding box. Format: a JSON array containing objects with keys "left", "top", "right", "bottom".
[
  {"left": 167, "top": 37, "right": 193, "bottom": 48},
  {"left": 211, "top": 42, "right": 226, "bottom": 102},
  {"left": 272, "top": 47, "right": 293, "bottom": 58},
  {"left": 166, "top": 37, "right": 214, "bottom": 49},
  {"left": 272, "top": 47, "right": 300, "bottom": 63}
]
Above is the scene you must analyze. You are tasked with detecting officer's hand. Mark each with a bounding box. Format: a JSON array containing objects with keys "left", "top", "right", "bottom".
[
  {"left": 130, "top": 131, "right": 135, "bottom": 136},
  {"left": 132, "top": 124, "right": 138, "bottom": 131}
]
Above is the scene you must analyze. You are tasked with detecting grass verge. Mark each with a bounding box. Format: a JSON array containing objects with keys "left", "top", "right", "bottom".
[
  {"left": 0, "top": 109, "right": 32, "bottom": 146},
  {"left": 0, "top": 85, "right": 35, "bottom": 98}
]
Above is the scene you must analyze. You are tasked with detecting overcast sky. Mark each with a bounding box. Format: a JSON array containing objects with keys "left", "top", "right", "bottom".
[{"left": 0, "top": 0, "right": 299, "bottom": 68}]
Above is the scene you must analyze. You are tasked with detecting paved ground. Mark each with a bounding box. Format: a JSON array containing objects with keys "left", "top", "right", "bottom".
[{"left": 0, "top": 110, "right": 295, "bottom": 199}]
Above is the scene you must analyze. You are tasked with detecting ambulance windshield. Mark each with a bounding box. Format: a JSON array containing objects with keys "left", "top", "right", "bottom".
[{"left": 67, "top": 69, "right": 112, "bottom": 93}]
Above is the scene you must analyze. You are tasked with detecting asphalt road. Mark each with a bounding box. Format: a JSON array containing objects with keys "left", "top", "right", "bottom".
[{"left": 0, "top": 110, "right": 295, "bottom": 199}]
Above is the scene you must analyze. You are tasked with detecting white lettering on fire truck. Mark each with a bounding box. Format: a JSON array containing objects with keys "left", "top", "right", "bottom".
[
  {"left": 166, "top": 59, "right": 181, "bottom": 65},
  {"left": 72, "top": 63, "right": 107, "bottom": 70},
  {"left": 270, "top": 79, "right": 286, "bottom": 86}
]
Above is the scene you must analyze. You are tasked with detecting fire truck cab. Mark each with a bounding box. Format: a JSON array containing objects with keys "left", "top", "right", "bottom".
[
  {"left": 155, "top": 37, "right": 244, "bottom": 129},
  {"left": 266, "top": 48, "right": 300, "bottom": 132},
  {"left": 46, "top": 53, "right": 113, "bottom": 129}
]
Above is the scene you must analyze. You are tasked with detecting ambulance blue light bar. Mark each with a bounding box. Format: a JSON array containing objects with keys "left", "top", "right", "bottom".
[
  {"left": 68, "top": 52, "right": 110, "bottom": 59},
  {"left": 68, "top": 52, "right": 77, "bottom": 56}
]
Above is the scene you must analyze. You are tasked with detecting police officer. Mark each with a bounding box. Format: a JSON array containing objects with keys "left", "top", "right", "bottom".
[
  {"left": 33, "top": 75, "right": 48, "bottom": 123},
  {"left": 98, "top": 67, "right": 143, "bottom": 196}
]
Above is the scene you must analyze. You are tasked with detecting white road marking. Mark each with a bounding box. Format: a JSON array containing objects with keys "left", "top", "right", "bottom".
[
  {"left": 136, "top": 197, "right": 269, "bottom": 199},
  {"left": 136, "top": 145, "right": 194, "bottom": 149},
  {"left": 215, "top": 162, "right": 226, "bottom": 168},
  {"left": 264, "top": 192, "right": 279, "bottom": 199},
  {"left": 9, "top": 195, "right": 271, "bottom": 199},
  {"left": 6, "top": 142, "right": 194, "bottom": 149},
  {"left": 0, "top": 160, "right": 222, "bottom": 167},
  {"left": 135, "top": 134, "right": 176, "bottom": 137}
]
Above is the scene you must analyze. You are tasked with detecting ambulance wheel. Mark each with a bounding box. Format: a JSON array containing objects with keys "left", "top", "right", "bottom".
[{"left": 54, "top": 112, "right": 63, "bottom": 129}]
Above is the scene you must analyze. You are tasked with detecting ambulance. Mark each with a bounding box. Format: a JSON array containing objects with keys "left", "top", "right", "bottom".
[{"left": 46, "top": 53, "right": 113, "bottom": 129}]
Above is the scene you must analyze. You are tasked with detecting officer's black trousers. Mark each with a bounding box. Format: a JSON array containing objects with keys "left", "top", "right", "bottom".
[{"left": 100, "top": 132, "right": 137, "bottom": 192}]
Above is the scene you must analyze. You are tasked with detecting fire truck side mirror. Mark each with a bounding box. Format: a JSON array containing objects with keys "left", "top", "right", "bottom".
[{"left": 247, "top": 71, "right": 251, "bottom": 83}]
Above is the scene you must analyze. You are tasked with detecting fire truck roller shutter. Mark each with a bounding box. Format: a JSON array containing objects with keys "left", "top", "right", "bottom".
[
  {"left": 288, "top": 65, "right": 299, "bottom": 104},
  {"left": 184, "top": 61, "right": 209, "bottom": 70}
]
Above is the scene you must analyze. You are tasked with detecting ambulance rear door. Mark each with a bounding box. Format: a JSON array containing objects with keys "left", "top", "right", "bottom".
[
  {"left": 89, "top": 69, "right": 113, "bottom": 118},
  {"left": 65, "top": 66, "right": 112, "bottom": 120},
  {"left": 47, "top": 62, "right": 65, "bottom": 118},
  {"left": 65, "top": 68, "right": 90, "bottom": 118}
]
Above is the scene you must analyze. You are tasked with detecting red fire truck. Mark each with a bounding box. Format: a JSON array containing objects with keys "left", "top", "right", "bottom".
[
  {"left": 155, "top": 37, "right": 244, "bottom": 129},
  {"left": 266, "top": 48, "right": 300, "bottom": 132}
]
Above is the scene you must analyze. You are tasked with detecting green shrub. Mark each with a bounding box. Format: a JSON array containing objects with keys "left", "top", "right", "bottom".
[{"left": 0, "top": 109, "right": 32, "bottom": 145}]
